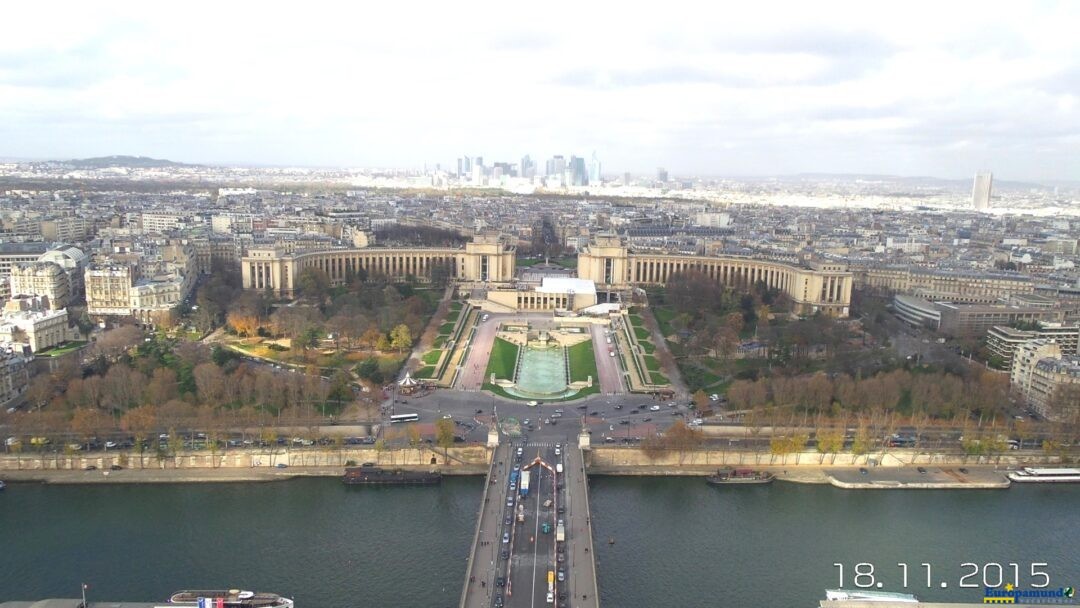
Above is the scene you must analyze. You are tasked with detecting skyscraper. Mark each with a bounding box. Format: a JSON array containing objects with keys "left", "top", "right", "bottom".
[
  {"left": 588, "top": 151, "right": 601, "bottom": 184},
  {"left": 546, "top": 155, "right": 566, "bottom": 177},
  {"left": 972, "top": 171, "right": 993, "bottom": 210},
  {"left": 569, "top": 156, "right": 588, "bottom": 186},
  {"left": 657, "top": 167, "right": 669, "bottom": 182},
  {"left": 520, "top": 155, "right": 535, "bottom": 179}
]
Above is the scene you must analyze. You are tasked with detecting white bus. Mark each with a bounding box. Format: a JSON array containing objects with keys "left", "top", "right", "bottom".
[{"left": 389, "top": 413, "right": 420, "bottom": 424}]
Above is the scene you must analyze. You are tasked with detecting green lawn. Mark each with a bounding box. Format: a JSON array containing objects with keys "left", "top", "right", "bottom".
[
  {"left": 433, "top": 335, "right": 447, "bottom": 348},
  {"left": 485, "top": 338, "right": 519, "bottom": 381},
  {"left": 633, "top": 326, "right": 651, "bottom": 341},
  {"left": 421, "top": 349, "right": 442, "bottom": 365},
  {"left": 643, "top": 354, "right": 661, "bottom": 372},
  {"left": 567, "top": 340, "right": 598, "bottom": 383},
  {"left": 679, "top": 362, "right": 725, "bottom": 392},
  {"left": 652, "top": 307, "right": 678, "bottom": 337},
  {"left": 639, "top": 340, "right": 656, "bottom": 354},
  {"left": 413, "top": 366, "right": 436, "bottom": 379},
  {"left": 35, "top": 341, "right": 88, "bottom": 357},
  {"left": 650, "top": 372, "right": 670, "bottom": 385},
  {"left": 444, "top": 311, "right": 460, "bottom": 323},
  {"left": 438, "top": 322, "right": 455, "bottom": 335},
  {"left": 449, "top": 301, "right": 463, "bottom": 312}
]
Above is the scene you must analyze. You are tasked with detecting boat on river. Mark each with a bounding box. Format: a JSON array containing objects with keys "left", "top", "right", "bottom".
[
  {"left": 705, "top": 468, "right": 774, "bottom": 485},
  {"left": 1007, "top": 467, "right": 1080, "bottom": 483},
  {"left": 169, "top": 589, "right": 294, "bottom": 607},
  {"left": 342, "top": 465, "right": 441, "bottom": 485},
  {"left": 0, "top": 480, "right": 6, "bottom": 491}
]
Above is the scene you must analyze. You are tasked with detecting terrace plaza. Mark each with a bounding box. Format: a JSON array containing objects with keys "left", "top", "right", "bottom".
[{"left": 242, "top": 234, "right": 853, "bottom": 317}]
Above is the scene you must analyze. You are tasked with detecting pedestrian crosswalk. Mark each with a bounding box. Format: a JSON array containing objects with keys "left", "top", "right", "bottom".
[{"left": 525, "top": 441, "right": 562, "bottom": 448}]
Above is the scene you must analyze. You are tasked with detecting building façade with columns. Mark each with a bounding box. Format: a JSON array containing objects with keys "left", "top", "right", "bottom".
[
  {"left": 242, "top": 234, "right": 853, "bottom": 317},
  {"left": 242, "top": 234, "right": 516, "bottom": 297},
  {"left": 577, "top": 235, "right": 852, "bottom": 317}
]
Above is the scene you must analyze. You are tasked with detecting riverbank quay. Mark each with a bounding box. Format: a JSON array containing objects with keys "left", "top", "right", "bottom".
[
  {"left": 0, "top": 445, "right": 1066, "bottom": 487},
  {"left": 0, "top": 444, "right": 491, "bottom": 475},
  {"left": 583, "top": 446, "right": 1068, "bottom": 469}
]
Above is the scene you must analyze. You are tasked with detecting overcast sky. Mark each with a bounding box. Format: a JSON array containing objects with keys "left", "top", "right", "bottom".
[{"left": 1, "top": 1, "right": 1078, "bottom": 180}]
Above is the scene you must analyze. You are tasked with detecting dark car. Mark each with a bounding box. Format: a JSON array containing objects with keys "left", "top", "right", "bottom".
[
  {"left": 496, "top": 577, "right": 506, "bottom": 587},
  {"left": 589, "top": 411, "right": 599, "bottom": 416},
  {"left": 959, "top": 467, "right": 969, "bottom": 474},
  {"left": 500, "top": 550, "right": 509, "bottom": 559},
  {"left": 494, "top": 594, "right": 504, "bottom": 607},
  {"left": 613, "top": 404, "right": 622, "bottom": 409},
  {"left": 476, "top": 409, "right": 483, "bottom": 414},
  {"left": 859, "top": 467, "right": 868, "bottom": 475},
  {"left": 84, "top": 465, "right": 97, "bottom": 471},
  {"left": 109, "top": 464, "right": 123, "bottom": 471},
  {"left": 557, "top": 506, "right": 565, "bottom": 514},
  {"left": 917, "top": 467, "right": 927, "bottom": 474}
]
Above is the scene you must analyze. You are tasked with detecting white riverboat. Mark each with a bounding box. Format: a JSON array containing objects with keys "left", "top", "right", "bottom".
[
  {"left": 825, "top": 589, "right": 920, "bottom": 603},
  {"left": 169, "top": 589, "right": 293, "bottom": 607},
  {"left": 1007, "top": 467, "right": 1080, "bottom": 483}
]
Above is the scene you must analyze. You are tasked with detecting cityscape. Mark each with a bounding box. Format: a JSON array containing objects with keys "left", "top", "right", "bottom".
[{"left": 1, "top": 2, "right": 1079, "bottom": 608}]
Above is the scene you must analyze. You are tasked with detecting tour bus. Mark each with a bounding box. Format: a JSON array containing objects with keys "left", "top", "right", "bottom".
[{"left": 389, "top": 413, "right": 420, "bottom": 424}]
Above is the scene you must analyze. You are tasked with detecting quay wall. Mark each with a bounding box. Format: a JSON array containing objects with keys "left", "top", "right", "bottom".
[
  {"left": 0, "top": 445, "right": 492, "bottom": 473},
  {"left": 583, "top": 447, "right": 1067, "bottom": 472}
]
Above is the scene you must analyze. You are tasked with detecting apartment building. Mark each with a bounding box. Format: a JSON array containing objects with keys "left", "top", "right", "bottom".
[
  {"left": 0, "top": 296, "right": 76, "bottom": 353},
  {"left": 8, "top": 262, "right": 70, "bottom": 309},
  {"left": 0, "top": 344, "right": 29, "bottom": 409}
]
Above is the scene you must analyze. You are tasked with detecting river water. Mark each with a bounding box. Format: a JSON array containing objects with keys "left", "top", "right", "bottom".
[{"left": 1, "top": 478, "right": 1077, "bottom": 607}]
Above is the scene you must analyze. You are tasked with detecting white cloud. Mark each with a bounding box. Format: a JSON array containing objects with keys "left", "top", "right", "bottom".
[{"left": 0, "top": 0, "right": 1078, "bottom": 180}]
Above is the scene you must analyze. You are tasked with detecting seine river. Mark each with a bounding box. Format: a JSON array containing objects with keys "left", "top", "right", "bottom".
[{"left": 1, "top": 478, "right": 1077, "bottom": 607}]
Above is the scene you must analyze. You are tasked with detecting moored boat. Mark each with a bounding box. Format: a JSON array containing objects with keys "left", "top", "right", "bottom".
[
  {"left": 342, "top": 465, "right": 441, "bottom": 485},
  {"left": 169, "top": 589, "right": 293, "bottom": 607},
  {"left": 1007, "top": 467, "right": 1080, "bottom": 483},
  {"left": 706, "top": 468, "right": 774, "bottom": 485},
  {"left": 0, "top": 480, "right": 6, "bottom": 491}
]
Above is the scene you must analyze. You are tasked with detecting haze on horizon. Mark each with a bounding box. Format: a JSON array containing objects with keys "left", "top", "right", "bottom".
[{"left": 1, "top": 0, "right": 1078, "bottom": 182}]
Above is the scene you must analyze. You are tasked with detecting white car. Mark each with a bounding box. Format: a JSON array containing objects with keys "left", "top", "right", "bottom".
[
  {"left": 527, "top": 400, "right": 539, "bottom": 407},
  {"left": 649, "top": 405, "right": 661, "bottom": 411},
  {"left": 546, "top": 592, "right": 554, "bottom": 604}
]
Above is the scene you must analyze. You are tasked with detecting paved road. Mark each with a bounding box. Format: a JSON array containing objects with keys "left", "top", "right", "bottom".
[
  {"left": 461, "top": 443, "right": 512, "bottom": 608},
  {"left": 459, "top": 316, "right": 497, "bottom": 390},
  {"left": 505, "top": 446, "right": 558, "bottom": 608},
  {"left": 562, "top": 445, "right": 599, "bottom": 608},
  {"left": 588, "top": 324, "right": 624, "bottom": 395}
]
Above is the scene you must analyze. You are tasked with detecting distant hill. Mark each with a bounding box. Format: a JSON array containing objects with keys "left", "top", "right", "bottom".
[{"left": 64, "top": 155, "right": 191, "bottom": 169}]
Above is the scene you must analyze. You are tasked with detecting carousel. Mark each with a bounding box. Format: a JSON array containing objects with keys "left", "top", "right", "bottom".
[{"left": 397, "top": 372, "right": 422, "bottom": 395}]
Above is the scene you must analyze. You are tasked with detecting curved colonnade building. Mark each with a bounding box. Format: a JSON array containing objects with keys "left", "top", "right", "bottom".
[{"left": 242, "top": 234, "right": 852, "bottom": 317}]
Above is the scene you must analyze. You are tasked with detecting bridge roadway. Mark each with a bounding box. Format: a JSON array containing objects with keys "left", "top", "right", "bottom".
[{"left": 461, "top": 440, "right": 599, "bottom": 608}]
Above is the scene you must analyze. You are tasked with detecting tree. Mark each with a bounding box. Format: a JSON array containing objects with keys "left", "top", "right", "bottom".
[
  {"left": 120, "top": 406, "right": 158, "bottom": 468},
  {"left": 93, "top": 325, "right": 143, "bottom": 361},
  {"left": 815, "top": 428, "right": 845, "bottom": 464},
  {"left": 25, "top": 375, "right": 55, "bottom": 411},
  {"left": 436, "top": 418, "right": 455, "bottom": 451},
  {"left": 145, "top": 367, "right": 179, "bottom": 405},
  {"left": 102, "top": 364, "right": 146, "bottom": 412},
  {"left": 296, "top": 268, "right": 331, "bottom": 301},
  {"left": 692, "top": 390, "right": 709, "bottom": 410},
  {"left": 406, "top": 424, "right": 422, "bottom": 453},
  {"left": 375, "top": 333, "right": 392, "bottom": 352},
  {"left": 389, "top": 324, "right": 413, "bottom": 353},
  {"left": 193, "top": 362, "right": 229, "bottom": 407},
  {"left": 71, "top": 408, "right": 113, "bottom": 441}
]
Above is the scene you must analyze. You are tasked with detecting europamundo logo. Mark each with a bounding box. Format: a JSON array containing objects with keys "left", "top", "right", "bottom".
[{"left": 983, "top": 584, "right": 1076, "bottom": 604}]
